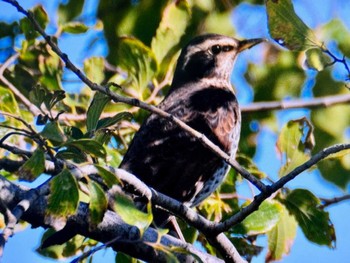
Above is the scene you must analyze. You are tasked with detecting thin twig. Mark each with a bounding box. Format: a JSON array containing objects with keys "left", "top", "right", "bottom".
[
  {"left": 213, "top": 143, "right": 350, "bottom": 234},
  {"left": 320, "top": 194, "right": 350, "bottom": 209},
  {"left": 241, "top": 93, "right": 350, "bottom": 113}
]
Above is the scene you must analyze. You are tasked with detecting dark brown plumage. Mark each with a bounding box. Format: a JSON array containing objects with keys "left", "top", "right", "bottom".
[{"left": 120, "top": 34, "right": 263, "bottom": 208}]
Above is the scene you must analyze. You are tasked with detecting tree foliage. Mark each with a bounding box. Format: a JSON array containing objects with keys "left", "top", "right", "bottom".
[{"left": 0, "top": 0, "right": 349, "bottom": 262}]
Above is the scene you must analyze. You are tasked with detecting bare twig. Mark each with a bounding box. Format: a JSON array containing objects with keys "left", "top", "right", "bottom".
[
  {"left": 320, "top": 194, "right": 350, "bottom": 209},
  {"left": 241, "top": 93, "right": 350, "bottom": 113},
  {"left": 213, "top": 143, "right": 350, "bottom": 234}
]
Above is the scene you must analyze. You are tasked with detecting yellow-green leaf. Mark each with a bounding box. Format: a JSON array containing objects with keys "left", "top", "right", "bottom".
[
  {"left": 277, "top": 118, "right": 314, "bottom": 177},
  {"left": 233, "top": 200, "right": 283, "bottom": 235},
  {"left": 305, "top": 48, "right": 332, "bottom": 71},
  {"left": 151, "top": 0, "right": 190, "bottom": 65},
  {"left": 267, "top": 203, "right": 297, "bottom": 262},
  {"left": 83, "top": 57, "right": 105, "bottom": 84},
  {"left": 18, "top": 148, "right": 45, "bottom": 181},
  {"left": 113, "top": 193, "right": 152, "bottom": 236},
  {"left": 117, "top": 37, "right": 158, "bottom": 99},
  {"left": 88, "top": 180, "right": 108, "bottom": 226},
  {"left": 266, "top": 0, "right": 320, "bottom": 51},
  {"left": 62, "top": 22, "right": 89, "bottom": 34}
]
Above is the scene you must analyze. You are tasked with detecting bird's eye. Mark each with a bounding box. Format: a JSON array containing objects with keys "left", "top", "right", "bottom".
[
  {"left": 211, "top": 45, "right": 221, "bottom": 54},
  {"left": 222, "top": 45, "right": 233, "bottom": 52}
]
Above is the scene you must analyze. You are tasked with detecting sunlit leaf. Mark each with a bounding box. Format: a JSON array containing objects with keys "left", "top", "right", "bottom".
[
  {"left": 305, "top": 48, "right": 332, "bottom": 71},
  {"left": 277, "top": 118, "right": 314, "bottom": 177},
  {"left": 0, "top": 86, "right": 20, "bottom": 114},
  {"left": 83, "top": 57, "right": 105, "bottom": 84},
  {"left": 151, "top": 0, "right": 190, "bottom": 66},
  {"left": 62, "top": 22, "right": 89, "bottom": 34},
  {"left": 86, "top": 92, "right": 110, "bottom": 132},
  {"left": 47, "top": 169, "right": 79, "bottom": 226},
  {"left": 283, "top": 189, "right": 336, "bottom": 247},
  {"left": 233, "top": 200, "right": 283, "bottom": 235},
  {"left": 117, "top": 37, "right": 158, "bottom": 99},
  {"left": 88, "top": 180, "right": 108, "bottom": 226},
  {"left": 266, "top": 202, "right": 297, "bottom": 262},
  {"left": 18, "top": 148, "right": 45, "bottom": 181},
  {"left": 113, "top": 192, "right": 152, "bottom": 236},
  {"left": 266, "top": 0, "right": 320, "bottom": 51}
]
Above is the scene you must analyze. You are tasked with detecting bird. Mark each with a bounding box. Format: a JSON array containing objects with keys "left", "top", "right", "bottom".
[
  {"left": 120, "top": 34, "right": 263, "bottom": 218},
  {"left": 41, "top": 34, "right": 263, "bottom": 248}
]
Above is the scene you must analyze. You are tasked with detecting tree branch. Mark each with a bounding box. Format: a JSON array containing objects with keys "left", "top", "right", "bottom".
[
  {"left": 213, "top": 143, "right": 350, "bottom": 234},
  {"left": 240, "top": 93, "right": 350, "bottom": 113},
  {"left": 0, "top": 175, "right": 224, "bottom": 263}
]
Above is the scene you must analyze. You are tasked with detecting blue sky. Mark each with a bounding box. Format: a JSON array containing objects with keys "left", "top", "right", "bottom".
[{"left": 0, "top": 0, "right": 349, "bottom": 262}]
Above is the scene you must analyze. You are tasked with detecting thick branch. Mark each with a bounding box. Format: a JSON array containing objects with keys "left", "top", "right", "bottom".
[{"left": 0, "top": 175, "right": 223, "bottom": 263}]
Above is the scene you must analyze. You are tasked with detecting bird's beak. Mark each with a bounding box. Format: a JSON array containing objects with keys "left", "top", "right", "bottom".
[{"left": 237, "top": 38, "right": 265, "bottom": 53}]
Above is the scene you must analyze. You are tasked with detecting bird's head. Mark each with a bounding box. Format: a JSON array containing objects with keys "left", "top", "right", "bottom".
[{"left": 172, "top": 34, "right": 264, "bottom": 87}]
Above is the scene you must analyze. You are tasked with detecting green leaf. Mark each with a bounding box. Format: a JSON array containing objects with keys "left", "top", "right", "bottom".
[
  {"left": 266, "top": 0, "right": 320, "bottom": 51},
  {"left": 64, "top": 139, "right": 106, "bottom": 159},
  {"left": 94, "top": 165, "right": 121, "bottom": 188},
  {"left": 151, "top": 0, "right": 190, "bottom": 65},
  {"left": 18, "top": 148, "right": 45, "bottom": 181},
  {"left": 236, "top": 154, "right": 267, "bottom": 179},
  {"left": 267, "top": 202, "right": 297, "bottom": 262},
  {"left": 117, "top": 37, "right": 158, "bottom": 99},
  {"left": 322, "top": 19, "right": 350, "bottom": 58},
  {"left": 0, "top": 86, "right": 20, "bottom": 114},
  {"left": 61, "top": 22, "right": 89, "bottom": 34},
  {"left": 43, "top": 90, "right": 66, "bottom": 110},
  {"left": 58, "top": 0, "right": 84, "bottom": 24},
  {"left": 96, "top": 112, "right": 133, "bottom": 130},
  {"left": 39, "top": 230, "right": 85, "bottom": 259},
  {"left": 20, "top": 5, "right": 49, "bottom": 41},
  {"left": 84, "top": 57, "right": 105, "bottom": 84},
  {"left": 39, "top": 54, "right": 63, "bottom": 91},
  {"left": 277, "top": 118, "right": 314, "bottom": 177},
  {"left": 283, "top": 189, "right": 336, "bottom": 247},
  {"left": 41, "top": 121, "right": 67, "bottom": 145},
  {"left": 233, "top": 200, "right": 283, "bottom": 235},
  {"left": 305, "top": 48, "right": 332, "bottom": 71},
  {"left": 88, "top": 181, "right": 108, "bottom": 226},
  {"left": 113, "top": 192, "right": 152, "bottom": 236},
  {"left": 86, "top": 92, "right": 110, "bottom": 132},
  {"left": 29, "top": 85, "right": 46, "bottom": 108},
  {"left": 47, "top": 169, "right": 79, "bottom": 221}
]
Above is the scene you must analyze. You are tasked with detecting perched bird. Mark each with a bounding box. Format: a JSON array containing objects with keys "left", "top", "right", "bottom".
[
  {"left": 120, "top": 34, "right": 263, "bottom": 211},
  {"left": 41, "top": 34, "right": 263, "bottom": 248}
]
